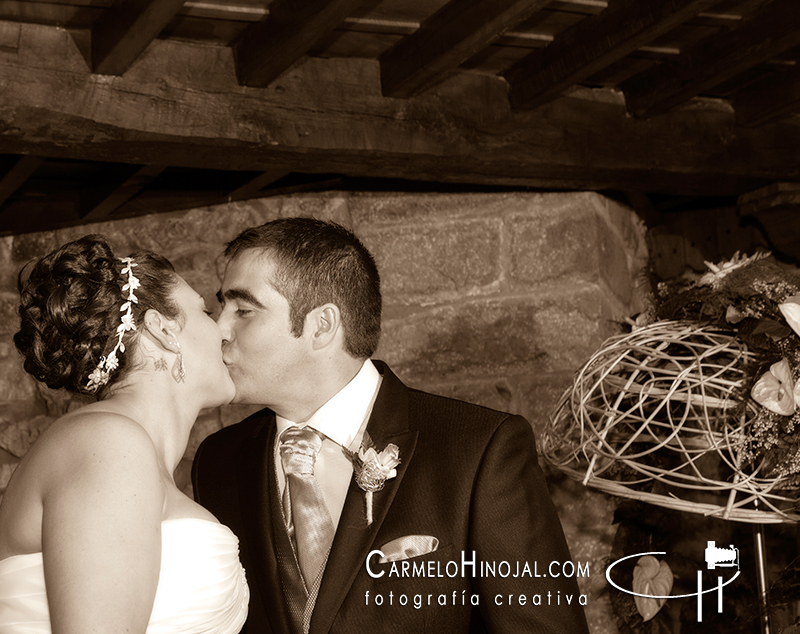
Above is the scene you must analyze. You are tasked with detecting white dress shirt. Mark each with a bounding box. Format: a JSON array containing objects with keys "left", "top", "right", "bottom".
[{"left": 275, "top": 359, "right": 382, "bottom": 528}]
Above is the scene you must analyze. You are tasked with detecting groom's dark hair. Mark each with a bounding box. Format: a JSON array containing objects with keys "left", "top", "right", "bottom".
[{"left": 225, "top": 217, "right": 382, "bottom": 358}]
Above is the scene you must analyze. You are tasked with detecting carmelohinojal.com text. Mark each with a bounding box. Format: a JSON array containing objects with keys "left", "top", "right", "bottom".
[{"left": 364, "top": 550, "right": 589, "bottom": 609}]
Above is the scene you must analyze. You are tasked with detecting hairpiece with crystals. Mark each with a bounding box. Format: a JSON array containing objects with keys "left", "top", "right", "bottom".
[{"left": 86, "top": 257, "right": 140, "bottom": 392}]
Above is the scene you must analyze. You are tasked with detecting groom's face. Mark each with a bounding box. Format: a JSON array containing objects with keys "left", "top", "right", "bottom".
[{"left": 216, "top": 249, "right": 313, "bottom": 412}]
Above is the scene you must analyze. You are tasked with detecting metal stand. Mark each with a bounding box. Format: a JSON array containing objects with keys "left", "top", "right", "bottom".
[{"left": 753, "top": 520, "right": 771, "bottom": 634}]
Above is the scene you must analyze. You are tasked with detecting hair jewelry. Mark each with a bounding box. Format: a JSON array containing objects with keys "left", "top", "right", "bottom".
[{"left": 86, "top": 257, "right": 139, "bottom": 392}]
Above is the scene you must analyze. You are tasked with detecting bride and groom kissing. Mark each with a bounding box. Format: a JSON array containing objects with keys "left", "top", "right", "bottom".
[{"left": 0, "top": 217, "right": 589, "bottom": 634}]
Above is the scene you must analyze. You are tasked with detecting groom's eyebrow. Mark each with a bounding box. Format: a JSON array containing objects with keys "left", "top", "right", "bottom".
[{"left": 217, "top": 288, "right": 267, "bottom": 309}]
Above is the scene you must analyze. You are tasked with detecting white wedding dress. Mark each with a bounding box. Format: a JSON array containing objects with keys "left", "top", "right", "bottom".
[{"left": 0, "top": 518, "right": 249, "bottom": 634}]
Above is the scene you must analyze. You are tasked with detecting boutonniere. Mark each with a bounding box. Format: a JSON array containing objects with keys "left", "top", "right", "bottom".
[{"left": 345, "top": 433, "right": 401, "bottom": 526}]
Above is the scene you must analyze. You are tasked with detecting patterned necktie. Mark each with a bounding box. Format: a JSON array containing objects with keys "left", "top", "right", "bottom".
[{"left": 279, "top": 426, "right": 336, "bottom": 590}]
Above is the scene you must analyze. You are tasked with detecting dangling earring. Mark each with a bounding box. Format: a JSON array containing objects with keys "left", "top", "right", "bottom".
[{"left": 171, "top": 340, "right": 186, "bottom": 383}]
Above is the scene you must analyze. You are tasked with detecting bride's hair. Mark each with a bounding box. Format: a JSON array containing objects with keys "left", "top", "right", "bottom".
[{"left": 14, "top": 235, "right": 182, "bottom": 396}]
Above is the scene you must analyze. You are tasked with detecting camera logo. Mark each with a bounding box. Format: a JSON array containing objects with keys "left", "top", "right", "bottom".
[
  {"left": 606, "top": 541, "right": 740, "bottom": 622},
  {"left": 705, "top": 541, "right": 739, "bottom": 569}
]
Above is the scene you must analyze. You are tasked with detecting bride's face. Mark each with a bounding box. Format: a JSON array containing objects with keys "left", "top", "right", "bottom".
[{"left": 171, "top": 278, "right": 236, "bottom": 407}]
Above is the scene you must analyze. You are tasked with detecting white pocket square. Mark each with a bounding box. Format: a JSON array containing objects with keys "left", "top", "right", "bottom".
[{"left": 378, "top": 535, "right": 439, "bottom": 563}]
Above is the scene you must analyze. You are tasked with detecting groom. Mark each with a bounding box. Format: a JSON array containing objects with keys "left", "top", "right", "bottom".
[{"left": 193, "top": 217, "right": 589, "bottom": 634}]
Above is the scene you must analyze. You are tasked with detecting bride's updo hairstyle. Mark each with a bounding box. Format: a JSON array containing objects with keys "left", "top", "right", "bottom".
[{"left": 14, "top": 235, "right": 182, "bottom": 397}]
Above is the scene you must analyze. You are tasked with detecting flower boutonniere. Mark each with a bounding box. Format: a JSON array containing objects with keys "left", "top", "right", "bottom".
[{"left": 346, "top": 433, "right": 401, "bottom": 526}]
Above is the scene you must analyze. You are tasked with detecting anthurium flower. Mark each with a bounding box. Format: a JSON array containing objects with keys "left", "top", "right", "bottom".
[
  {"left": 632, "top": 555, "right": 673, "bottom": 622},
  {"left": 779, "top": 294, "right": 800, "bottom": 338},
  {"left": 751, "top": 358, "right": 797, "bottom": 416}
]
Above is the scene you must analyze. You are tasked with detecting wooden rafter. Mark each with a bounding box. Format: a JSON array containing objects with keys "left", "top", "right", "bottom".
[
  {"left": 621, "top": 0, "right": 800, "bottom": 118},
  {"left": 0, "top": 155, "right": 43, "bottom": 208},
  {"left": 379, "top": 0, "right": 550, "bottom": 100},
  {"left": 81, "top": 165, "right": 165, "bottom": 220},
  {"left": 90, "top": 0, "right": 186, "bottom": 76},
  {"left": 504, "top": 0, "right": 720, "bottom": 110},
  {"left": 233, "top": 0, "right": 372, "bottom": 87},
  {"left": 734, "top": 65, "right": 800, "bottom": 128},
  {"left": 227, "top": 170, "right": 292, "bottom": 202},
  {"left": 2, "top": 26, "right": 799, "bottom": 198}
]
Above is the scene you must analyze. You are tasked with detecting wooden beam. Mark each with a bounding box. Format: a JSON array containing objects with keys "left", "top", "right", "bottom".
[
  {"left": 734, "top": 65, "right": 800, "bottom": 128},
  {"left": 2, "top": 25, "right": 800, "bottom": 197},
  {"left": 233, "top": 0, "right": 372, "bottom": 87},
  {"left": 0, "top": 155, "right": 43, "bottom": 207},
  {"left": 379, "top": 0, "right": 550, "bottom": 99},
  {"left": 91, "top": 0, "right": 186, "bottom": 75},
  {"left": 227, "top": 170, "right": 291, "bottom": 201},
  {"left": 80, "top": 164, "right": 165, "bottom": 220},
  {"left": 621, "top": 0, "right": 800, "bottom": 118},
  {"left": 505, "top": 0, "right": 720, "bottom": 110}
]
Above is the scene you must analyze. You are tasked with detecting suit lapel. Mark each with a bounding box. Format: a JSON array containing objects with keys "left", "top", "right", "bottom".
[
  {"left": 236, "top": 413, "right": 294, "bottom": 633},
  {"left": 310, "top": 362, "right": 419, "bottom": 634}
]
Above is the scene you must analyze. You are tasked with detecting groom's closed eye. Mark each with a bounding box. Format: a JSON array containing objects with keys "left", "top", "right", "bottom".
[{"left": 219, "top": 288, "right": 266, "bottom": 310}]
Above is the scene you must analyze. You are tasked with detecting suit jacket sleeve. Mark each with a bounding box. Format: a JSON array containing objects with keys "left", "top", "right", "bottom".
[{"left": 469, "top": 416, "right": 589, "bottom": 634}]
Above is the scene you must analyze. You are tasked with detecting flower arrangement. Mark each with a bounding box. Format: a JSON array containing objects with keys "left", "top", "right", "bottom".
[
  {"left": 650, "top": 252, "right": 800, "bottom": 482},
  {"left": 542, "top": 251, "right": 800, "bottom": 523}
]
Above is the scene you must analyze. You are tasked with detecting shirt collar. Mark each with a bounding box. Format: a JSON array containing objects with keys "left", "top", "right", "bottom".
[{"left": 276, "top": 359, "right": 380, "bottom": 449}]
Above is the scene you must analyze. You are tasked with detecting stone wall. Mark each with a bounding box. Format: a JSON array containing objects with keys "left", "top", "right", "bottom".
[{"left": 0, "top": 190, "right": 648, "bottom": 633}]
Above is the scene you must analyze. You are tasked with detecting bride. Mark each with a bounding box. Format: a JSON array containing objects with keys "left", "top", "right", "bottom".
[{"left": 0, "top": 235, "right": 248, "bottom": 633}]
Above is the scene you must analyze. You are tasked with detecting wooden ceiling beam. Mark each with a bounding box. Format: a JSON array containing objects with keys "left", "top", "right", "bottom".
[
  {"left": 0, "top": 155, "right": 43, "bottom": 208},
  {"left": 3, "top": 25, "right": 800, "bottom": 197},
  {"left": 80, "top": 165, "right": 165, "bottom": 220},
  {"left": 734, "top": 65, "right": 800, "bottom": 128},
  {"left": 91, "top": 0, "right": 186, "bottom": 76},
  {"left": 227, "top": 170, "right": 292, "bottom": 201},
  {"left": 233, "top": 0, "right": 372, "bottom": 87},
  {"left": 379, "top": 0, "right": 550, "bottom": 99},
  {"left": 505, "top": 0, "right": 720, "bottom": 111},
  {"left": 621, "top": 0, "right": 800, "bottom": 118}
]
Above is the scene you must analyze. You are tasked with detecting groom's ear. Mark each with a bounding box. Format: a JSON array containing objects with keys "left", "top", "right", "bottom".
[
  {"left": 142, "top": 308, "right": 180, "bottom": 352},
  {"left": 306, "top": 304, "right": 341, "bottom": 350}
]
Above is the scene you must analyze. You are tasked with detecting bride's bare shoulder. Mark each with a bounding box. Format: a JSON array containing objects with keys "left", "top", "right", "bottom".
[{"left": 23, "top": 406, "right": 160, "bottom": 489}]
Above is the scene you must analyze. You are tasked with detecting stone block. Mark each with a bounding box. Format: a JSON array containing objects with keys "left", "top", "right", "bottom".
[
  {"left": 349, "top": 191, "right": 572, "bottom": 226},
  {"left": 361, "top": 218, "right": 502, "bottom": 304},
  {"left": 0, "top": 399, "right": 47, "bottom": 424},
  {"left": 219, "top": 403, "right": 264, "bottom": 428},
  {"left": 0, "top": 462, "right": 18, "bottom": 497},
  {"left": 11, "top": 232, "right": 60, "bottom": 265},
  {"left": 0, "top": 237, "right": 15, "bottom": 289},
  {"left": 509, "top": 206, "right": 635, "bottom": 304},
  {"left": 0, "top": 414, "right": 54, "bottom": 458},
  {"left": 378, "top": 286, "right": 621, "bottom": 382},
  {"left": 170, "top": 248, "right": 225, "bottom": 307},
  {"left": 0, "top": 343, "right": 37, "bottom": 402},
  {"left": 404, "top": 376, "right": 519, "bottom": 415},
  {"left": 0, "top": 291, "right": 20, "bottom": 336},
  {"left": 186, "top": 409, "right": 222, "bottom": 459},
  {"left": 514, "top": 371, "right": 576, "bottom": 440}
]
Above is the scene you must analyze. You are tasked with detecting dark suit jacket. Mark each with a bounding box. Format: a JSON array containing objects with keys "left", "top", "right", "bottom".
[{"left": 192, "top": 361, "right": 589, "bottom": 634}]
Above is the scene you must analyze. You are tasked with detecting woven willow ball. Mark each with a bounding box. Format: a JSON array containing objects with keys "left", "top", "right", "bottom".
[{"left": 542, "top": 320, "right": 800, "bottom": 524}]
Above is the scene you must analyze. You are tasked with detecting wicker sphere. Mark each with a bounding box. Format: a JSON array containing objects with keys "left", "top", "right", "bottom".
[{"left": 543, "top": 320, "right": 800, "bottom": 523}]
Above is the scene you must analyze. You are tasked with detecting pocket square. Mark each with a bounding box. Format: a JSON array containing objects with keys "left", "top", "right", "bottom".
[{"left": 378, "top": 535, "right": 439, "bottom": 563}]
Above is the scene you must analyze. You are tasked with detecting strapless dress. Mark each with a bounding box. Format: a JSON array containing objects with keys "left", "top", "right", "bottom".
[{"left": 0, "top": 517, "right": 249, "bottom": 634}]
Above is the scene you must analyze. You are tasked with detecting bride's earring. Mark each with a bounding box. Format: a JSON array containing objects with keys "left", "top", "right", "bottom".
[{"left": 171, "top": 340, "right": 186, "bottom": 383}]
